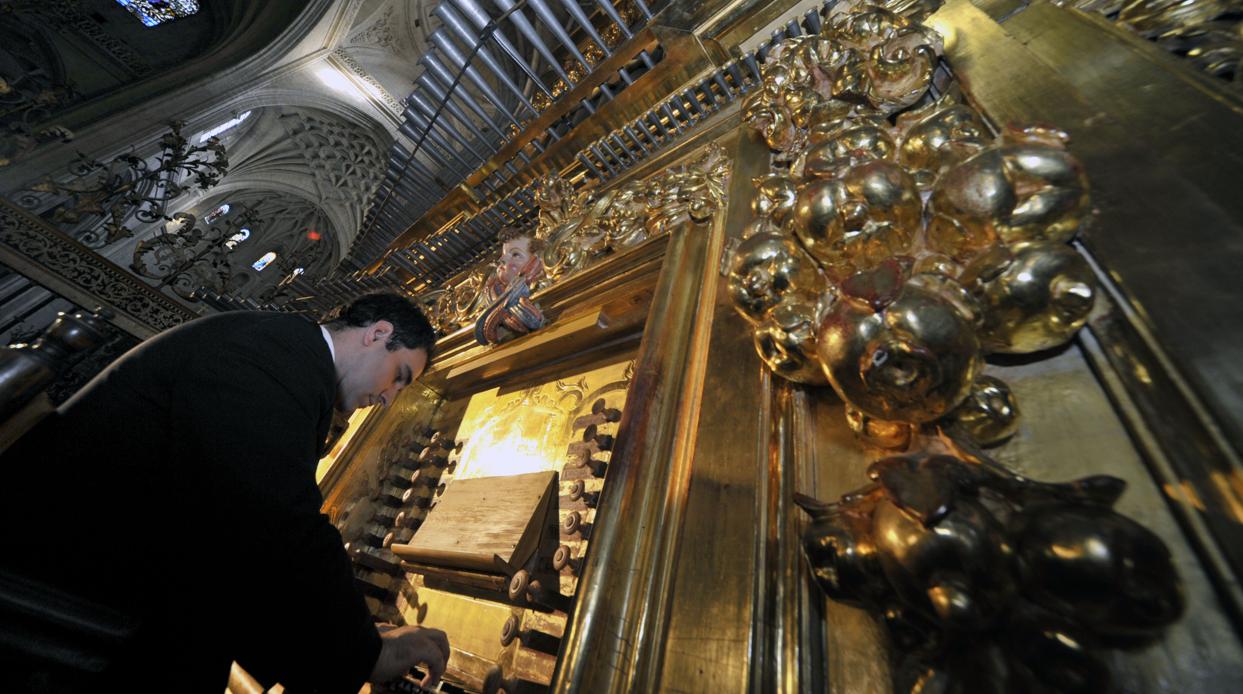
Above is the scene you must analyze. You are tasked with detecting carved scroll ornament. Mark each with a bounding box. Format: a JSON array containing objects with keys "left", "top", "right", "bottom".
[
  {"left": 130, "top": 207, "right": 258, "bottom": 301},
  {"left": 0, "top": 198, "right": 197, "bottom": 337}
]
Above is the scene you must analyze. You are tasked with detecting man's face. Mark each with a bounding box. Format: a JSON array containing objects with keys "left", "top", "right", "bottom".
[
  {"left": 499, "top": 237, "right": 533, "bottom": 284},
  {"left": 337, "top": 320, "right": 428, "bottom": 412}
]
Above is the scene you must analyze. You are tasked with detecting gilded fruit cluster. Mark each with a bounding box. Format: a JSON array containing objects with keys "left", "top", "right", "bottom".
[
  {"left": 732, "top": 0, "right": 1096, "bottom": 449},
  {"left": 798, "top": 452, "right": 1184, "bottom": 693}
]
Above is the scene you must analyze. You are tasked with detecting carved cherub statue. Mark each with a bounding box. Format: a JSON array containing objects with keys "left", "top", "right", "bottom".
[{"left": 473, "top": 226, "right": 547, "bottom": 346}]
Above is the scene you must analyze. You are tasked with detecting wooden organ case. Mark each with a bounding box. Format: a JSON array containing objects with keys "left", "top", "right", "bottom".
[{"left": 316, "top": 0, "right": 1243, "bottom": 692}]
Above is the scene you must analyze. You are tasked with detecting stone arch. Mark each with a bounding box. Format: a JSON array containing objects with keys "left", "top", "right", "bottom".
[
  {"left": 191, "top": 103, "right": 390, "bottom": 260},
  {"left": 192, "top": 85, "right": 396, "bottom": 145},
  {"left": 57, "top": 1, "right": 333, "bottom": 130},
  {"left": 0, "top": 0, "right": 336, "bottom": 193}
]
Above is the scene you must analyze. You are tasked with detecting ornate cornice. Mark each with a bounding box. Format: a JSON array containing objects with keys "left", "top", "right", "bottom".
[
  {"left": 35, "top": 0, "right": 153, "bottom": 77},
  {"left": 330, "top": 48, "right": 403, "bottom": 119}
]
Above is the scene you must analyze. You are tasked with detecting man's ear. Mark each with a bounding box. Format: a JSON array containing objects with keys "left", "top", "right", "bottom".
[{"left": 364, "top": 320, "right": 395, "bottom": 346}]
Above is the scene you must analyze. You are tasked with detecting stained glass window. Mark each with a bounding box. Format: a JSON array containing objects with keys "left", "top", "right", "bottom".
[
  {"left": 198, "top": 111, "right": 252, "bottom": 144},
  {"left": 226, "top": 227, "right": 250, "bottom": 249},
  {"left": 204, "top": 203, "right": 230, "bottom": 224},
  {"left": 252, "top": 252, "right": 277, "bottom": 272},
  {"left": 115, "top": 0, "right": 201, "bottom": 27}
]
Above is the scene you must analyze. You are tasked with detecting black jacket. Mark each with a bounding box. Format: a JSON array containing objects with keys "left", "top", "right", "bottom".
[{"left": 0, "top": 311, "right": 380, "bottom": 692}]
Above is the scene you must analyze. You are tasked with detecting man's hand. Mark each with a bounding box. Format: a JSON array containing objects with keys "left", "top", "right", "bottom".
[{"left": 369, "top": 625, "right": 451, "bottom": 688}]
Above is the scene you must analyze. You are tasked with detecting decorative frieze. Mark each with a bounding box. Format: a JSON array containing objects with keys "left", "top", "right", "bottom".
[{"left": 0, "top": 197, "right": 197, "bottom": 338}]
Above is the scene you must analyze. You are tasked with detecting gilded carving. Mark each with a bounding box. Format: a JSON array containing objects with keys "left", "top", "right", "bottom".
[
  {"left": 429, "top": 266, "right": 490, "bottom": 335},
  {"left": 797, "top": 448, "right": 1183, "bottom": 693},
  {"left": 1117, "top": 0, "right": 1233, "bottom": 35},
  {"left": 845, "top": 403, "right": 914, "bottom": 449},
  {"left": 751, "top": 173, "right": 798, "bottom": 223},
  {"left": 799, "top": 115, "right": 896, "bottom": 179},
  {"left": 422, "top": 144, "right": 730, "bottom": 336},
  {"left": 726, "top": 232, "right": 821, "bottom": 322},
  {"left": 894, "top": 93, "right": 989, "bottom": 188},
  {"left": 787, "top": 159, "right": 922, "bottom": 280},
  {"left": 1059, "top": 0, "right": 1243, "bottom": 93},
  {"left": 825, "top": 3, "right": 942, "bottom": 112},
  {"left": 735, "top": 5, "right": 1098, "bottom": 416},
  {"left": 929, "top": 125, "right": 1091, "bottom": 248},
  {"left": 941, "top": 374, "right": 1020, "bottom": 445},
  {"left": 727, "top": 230, "right": 831, "bottom": 384},
  {"left": 817, "top": 261, "right": 982, "bottom": 423},
  {"left": 741, "top": 0, "right": 944, "bottom": 158},
  {"left": 754, "top": 290, "right": 829, "bottom": 385},
  {"left": 968, "top": 241, "right": 1096, "bottom": 354},
  {"left": 733, "top": 5, "right": 1181, "bottom": 689}
]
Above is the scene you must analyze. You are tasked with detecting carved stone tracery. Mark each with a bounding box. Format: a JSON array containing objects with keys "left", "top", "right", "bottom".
[
  {"left": 276, "top": 110, "right": 386, "bottom": 232},
  {"left": 348, "top": 4, "right": 397, "bottom": 51},
  {"left": 28, "top": 0, "right": 154, "bottom": 77}
]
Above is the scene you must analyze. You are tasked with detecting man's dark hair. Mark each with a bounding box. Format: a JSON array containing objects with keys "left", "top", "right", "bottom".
[{"left": 325, "top": 292, "right": 436, "bottom": 361}]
